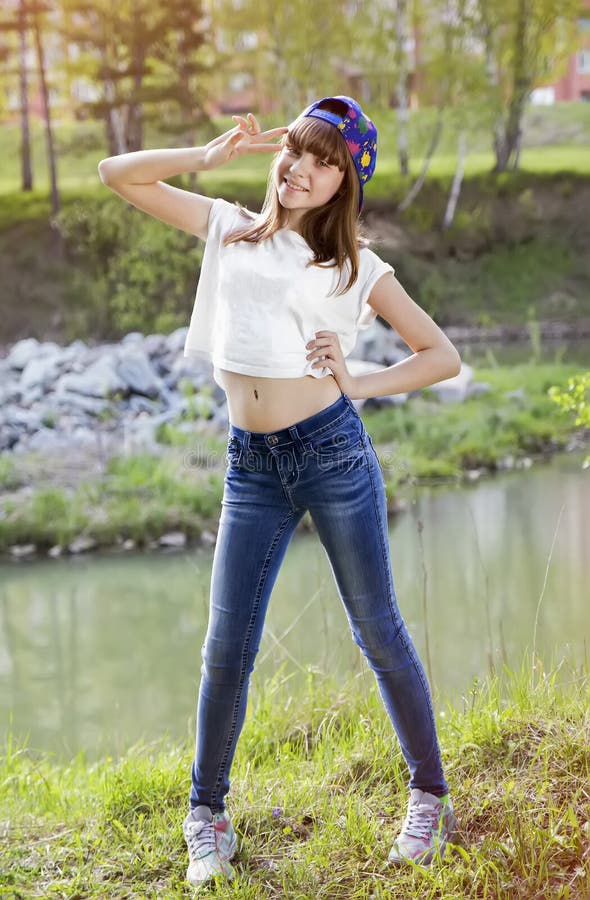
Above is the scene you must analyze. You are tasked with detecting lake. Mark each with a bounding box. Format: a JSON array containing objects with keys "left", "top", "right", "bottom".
[{"left": 0, "top": 449, "right": 588, "bottom": 760}]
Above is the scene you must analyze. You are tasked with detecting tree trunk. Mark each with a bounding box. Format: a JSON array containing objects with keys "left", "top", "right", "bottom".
[
  {"left": 395, "top": 0, "right": 409, "bottom": 177},
  {"left": 31, "top": 4, "right": 61, "bottom": 258},
  {"left": 443, "top": 130, "right": 466, "bottom": 229},
  {"left": 493, "top": 0, "right": 530, "bottom": 172},
  {"left": 397, "top": 106, "right": 444, "bottom": 211},
  {"left": 126, "top": 0, "right": 144, "bottom": 152},
  {"left": 479, "top": 2, "right": 506, "bottom": 173},
  {"left": 18, "top": 0, "right": 33, "bottom": 191}
]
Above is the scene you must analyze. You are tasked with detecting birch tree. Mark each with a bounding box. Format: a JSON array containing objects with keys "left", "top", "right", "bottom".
[{"left": 476, "top": 0, "right": 579, "bottom": 172}]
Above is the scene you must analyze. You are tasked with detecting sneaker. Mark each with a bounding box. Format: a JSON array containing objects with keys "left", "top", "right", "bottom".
[
  {"left": 388, "top": 789, "right": 456, "bottom": 866},
  {"left": 182, "top": 804, "right": 238, "bottom": 888}
]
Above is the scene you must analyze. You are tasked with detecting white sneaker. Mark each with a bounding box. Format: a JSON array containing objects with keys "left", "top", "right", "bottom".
[
  {"left": 388, "top": 789, "right": 456, "bottom": 866},
  {"left": 182, "top": 804, "right": 238, "bottom": 888}
]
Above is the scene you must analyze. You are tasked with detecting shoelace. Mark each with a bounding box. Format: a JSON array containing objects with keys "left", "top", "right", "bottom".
[
  {"left": 403, "top": 801, "right": 440, "bottom": 839},
  {"left": 185, "top": 819, "right": 217, "bottom": 859}
]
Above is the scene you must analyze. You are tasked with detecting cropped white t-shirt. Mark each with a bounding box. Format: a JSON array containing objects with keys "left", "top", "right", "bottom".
[{"left": 183, "top": 197, "right": 394, "bottom": 386}]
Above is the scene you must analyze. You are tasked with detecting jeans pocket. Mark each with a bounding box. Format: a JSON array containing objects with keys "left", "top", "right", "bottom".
[
  {"left": 309, "top": 416, "right": 364, "bottom": 466},
  {"left": 226, "top": 435, "right": 243, "bottom": 467}
]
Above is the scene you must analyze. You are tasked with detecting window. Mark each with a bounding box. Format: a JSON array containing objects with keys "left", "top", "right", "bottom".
[{"left": 578, "top": 50, "right": 590, "bottom": 74}]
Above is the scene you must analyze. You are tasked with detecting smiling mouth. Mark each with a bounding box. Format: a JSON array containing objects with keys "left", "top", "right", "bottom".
[{"left": 284, "top": 178, "right": 308, "bottom": 192}]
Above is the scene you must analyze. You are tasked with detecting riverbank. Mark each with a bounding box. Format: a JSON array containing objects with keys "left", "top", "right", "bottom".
[
  {"left": 1, "top": 171, "right": 590, "bottom": 347},
  {"left": 1, "top": 656, "right": 588, "bottom": 898},
  {"left": 1, "top": 360, "right": 588, "bottom": 561}
]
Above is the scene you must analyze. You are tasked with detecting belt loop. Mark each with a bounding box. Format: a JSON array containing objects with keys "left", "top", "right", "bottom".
[
  {"left": 288, "top": 424, "right": 304, "bottom": 453},
  {"left": 243, "top": 430, "right": 251, "bottom": 455}
]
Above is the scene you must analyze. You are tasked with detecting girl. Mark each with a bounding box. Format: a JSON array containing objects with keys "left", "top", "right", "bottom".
[{"left": 98, "top": 95, "right": 461, "bottom": 888}]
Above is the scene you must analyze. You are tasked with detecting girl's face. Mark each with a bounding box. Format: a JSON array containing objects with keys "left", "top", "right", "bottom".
[{"left": 274, "top": 138, "right": 345, "bottom": 228}]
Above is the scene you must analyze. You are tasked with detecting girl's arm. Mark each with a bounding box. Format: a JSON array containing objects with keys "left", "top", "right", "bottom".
[
  {"left": 97, "top": 114, "right": 288, "bottom": 241},
  {"left": 352, "top": 272, "right": 462, "bottom": 399},
  {"left": 97, "top": 146, "right": 215, "bottom": 240}
]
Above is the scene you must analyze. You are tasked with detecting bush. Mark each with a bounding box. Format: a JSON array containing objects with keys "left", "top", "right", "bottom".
[{"left": 53, "top": 196, "right": 204, "bottom": 336}]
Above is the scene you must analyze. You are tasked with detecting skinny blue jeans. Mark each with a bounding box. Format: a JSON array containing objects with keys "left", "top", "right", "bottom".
[{"left": 190, "top": 391, "right": 448, "bottom": 811}]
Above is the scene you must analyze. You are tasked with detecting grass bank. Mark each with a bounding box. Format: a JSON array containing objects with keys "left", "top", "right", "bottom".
[
  {"left": 1, "top": 655, "right": 589, "bottom": 898},
  {"left": 1, "top": 361, "right": 588, "bottom": 557},
  {"left": 2, "top": 104, "right": 590, "bottom": 345}
]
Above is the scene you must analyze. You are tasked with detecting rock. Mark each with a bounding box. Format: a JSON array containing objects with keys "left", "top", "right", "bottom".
[
  {"left": 9, "top": 543, "right": 36, "bottom": 558},
  {"left": 0, "top": 424, "right": 20, "bottom": 451},
  {"left": 116, "top": 349, "right": 163, "bottom": 398},
  {"left": 505, "top": 388, "right": 526, "bottom": 403},
  {"left": 126, "top": 395, "right": 159, "bottom": 415},
  {"left": 48, "top": 545, "right": 63, "bottom": 558},
  {"left": 497, "top": 454, "right": 515, "bottom": 470},
  {"left": 68, "top": 535, "right": 98, "bottom": 554},
  {"left": 200, "top": 529, "right": 217, "bottom": 547},
  {"left": 352, "top": 320, "right": 408, "bottom": 366},
  {"left": 144, "top": 333, "right": 168, "bottom": 357},
  {"left": 6, "top": 338, "right": 41, "bottom": 370},
  {"left": 53, "top": 389, "right": 108, "bottom": 416},
  {"left": 346, "top": 357, "right": 408, "bottom": 410},
  {"left": 165, "top": 326, "right": 189, "bottom": 354},
  {"left": 158, "top": 531, "right": 187, "bottom": 548},
  {"left": 121, "top": 538, "right": 136, "bottom": 551},
  {"left": 19, "top": 386, "right": 45, "bottom": 408},
  {"left": 467, "top": 381, "right": 492, "bottom": 398},
  {"left": 20, "top": 355, "right": 61, "bottom": 390},
  {"left": 26, "top": 428, "right": 70, "bottom": 452},
  {"left": 165, "top": 355, "right": 210, "bottom": 390},
  {"left": 121, "top": 331, "right": 144, "bottom": 345},
  {"left": 429, "top": 363, "right": 474, "bottom": 403},
  {"left": 56, "top": 355, "right": 126, "bottom": 399}
]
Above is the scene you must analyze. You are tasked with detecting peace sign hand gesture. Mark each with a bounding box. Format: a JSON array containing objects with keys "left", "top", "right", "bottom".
[{"left": 202, "top": 113, "right": 289, "bottom": 170}]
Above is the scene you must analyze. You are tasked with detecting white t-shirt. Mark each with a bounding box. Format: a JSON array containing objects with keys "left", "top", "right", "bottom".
[{"left": 183, "top": 197, "right": 394, "bottom": 386}]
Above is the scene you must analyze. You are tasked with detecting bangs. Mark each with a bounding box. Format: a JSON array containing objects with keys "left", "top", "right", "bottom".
[{"left": 284, "top": 117, "right": 349, "bottom": 170}]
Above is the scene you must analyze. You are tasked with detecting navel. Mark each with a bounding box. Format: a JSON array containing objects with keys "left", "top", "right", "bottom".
[{"left": 253, "top": 388, "right": 259, "bottom": 400}]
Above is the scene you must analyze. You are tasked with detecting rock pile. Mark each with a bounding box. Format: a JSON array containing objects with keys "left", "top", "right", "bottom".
[{"left": 0, "top": 323, "right": 478, "bottom": 456}]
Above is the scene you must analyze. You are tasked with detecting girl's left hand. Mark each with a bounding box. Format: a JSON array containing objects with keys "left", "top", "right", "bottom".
[{"left": 305, "top": 331, "right": 358, "bottom": 397}]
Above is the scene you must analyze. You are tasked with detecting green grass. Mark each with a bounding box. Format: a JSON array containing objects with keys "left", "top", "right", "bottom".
[
  {"left": 362, "top": 361, "right": 587, "bottom": 489},
  {"left": 0, "top": 361, "right": 587, "bottom": 555},
  {"left": 1, "top": 653, "right": 589, "bottom": 898}
]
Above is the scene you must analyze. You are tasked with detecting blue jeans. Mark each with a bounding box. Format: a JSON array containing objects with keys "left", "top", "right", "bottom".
[{"left": 189, "top": 392, "right": 448, "bottom": 811}]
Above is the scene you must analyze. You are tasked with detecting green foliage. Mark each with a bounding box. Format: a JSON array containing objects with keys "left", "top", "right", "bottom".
[
  {"left": 1, "top": 658, "right": 589, "bottom": 898},
  {"left": 548, "top": 372, "right": 590, "bottom": 428},
  {"left": 53, "top": 195, "right": 203, "bottom": 336},
  {"left": 0, "top": 457, "right": 21, "bottom": 491},
  {"left": 548, "top": 372, "right": 590, "bottom": 468}
]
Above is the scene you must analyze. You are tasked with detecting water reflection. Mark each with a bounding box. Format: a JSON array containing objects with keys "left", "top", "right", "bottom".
[{"left": 0, "top": 451, "right": 588, "bottom": 759}]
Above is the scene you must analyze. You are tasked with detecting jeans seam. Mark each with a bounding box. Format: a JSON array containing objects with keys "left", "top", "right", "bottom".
[
  {"left": 209, "top": 509, "right": 297, "bottom": 810},
  {"left": 364, "top": 440, "right": 441, "bottom": 777}
]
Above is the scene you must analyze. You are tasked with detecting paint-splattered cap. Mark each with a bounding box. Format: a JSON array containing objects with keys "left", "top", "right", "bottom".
[{"left": 300, "top": 95, "right": 377, "bottom": 211}]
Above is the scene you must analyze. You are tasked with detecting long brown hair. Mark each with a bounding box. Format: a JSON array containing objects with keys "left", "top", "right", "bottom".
[{"left": 222, "top": 103, "right": 370, "bottom": 296}]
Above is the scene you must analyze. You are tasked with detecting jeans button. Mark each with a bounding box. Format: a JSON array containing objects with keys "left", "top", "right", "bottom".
[{"left": 268, "top": 435, "right": 279, "bottom": 446}]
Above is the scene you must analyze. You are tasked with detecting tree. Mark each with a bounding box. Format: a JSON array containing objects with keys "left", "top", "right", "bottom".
[
  {"left": 207, "top": 0, "right": 361, "bottom": 122},
  {"left": 476, "top": 0, "right": 579, "bottom": 173},
  {"left": 0, "top": 0, "right": 34, "bottom": 190},
  {"left": 59, "top": 0, "right": 212, "bottom": 157},
  {"left": 28, "top": 0, "right": 60, "bottom": 219}
]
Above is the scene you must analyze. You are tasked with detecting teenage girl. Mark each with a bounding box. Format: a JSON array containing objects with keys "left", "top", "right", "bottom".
[{"left": 98, "top": 95, "right": 462, "bottom": 888}]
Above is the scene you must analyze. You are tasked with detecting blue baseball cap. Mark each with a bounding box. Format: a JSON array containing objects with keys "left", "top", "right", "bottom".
[{"left": 300, "top": 95, "right": 378, "bottom": 211}]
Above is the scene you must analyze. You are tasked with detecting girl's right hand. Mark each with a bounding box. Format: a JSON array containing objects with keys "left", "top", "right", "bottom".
[{"left": 202, "top": 113, "right": 289, "bottom": 170}]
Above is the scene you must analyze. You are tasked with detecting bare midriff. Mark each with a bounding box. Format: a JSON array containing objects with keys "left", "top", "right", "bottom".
[{"left": 216, "top": 368, "right": 343, "bottom": 432}]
